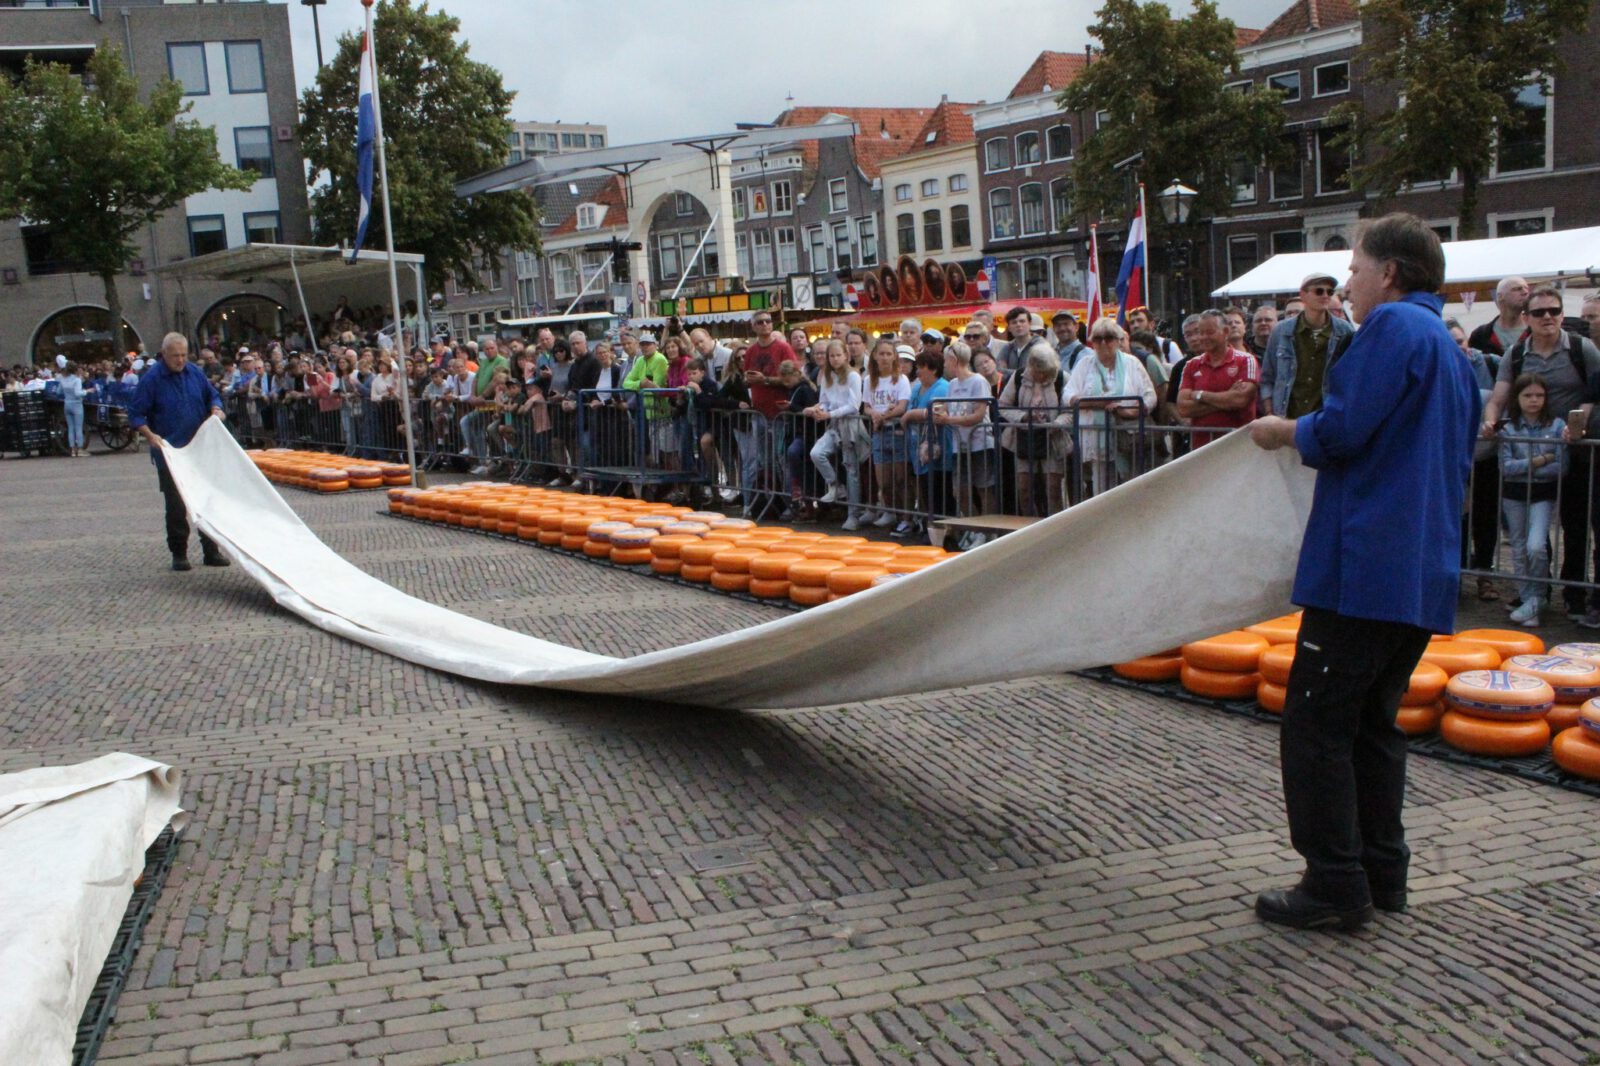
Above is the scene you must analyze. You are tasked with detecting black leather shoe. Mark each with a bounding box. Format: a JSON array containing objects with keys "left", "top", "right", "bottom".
[
  {"left": 1370, "top": 889, "right": 1407, "bottom": 913},
  {"left": 1255, "top": 887, "right": 1374, "bottom": 931},
  {"left": 171, "top": 555, "right": 192, "bottom": 572},
  {"left": 202, "top": 552, "right": 230, "bottom": 568}
]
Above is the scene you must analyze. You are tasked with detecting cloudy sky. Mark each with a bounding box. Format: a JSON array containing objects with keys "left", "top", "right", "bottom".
[{"left": 289, "top": 0, "right": 1296, "bottom": 144}]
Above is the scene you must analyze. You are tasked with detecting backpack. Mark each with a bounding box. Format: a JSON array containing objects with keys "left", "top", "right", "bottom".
[{"left": 1508, "top": 335, "right": 1589, "bottom": 386}]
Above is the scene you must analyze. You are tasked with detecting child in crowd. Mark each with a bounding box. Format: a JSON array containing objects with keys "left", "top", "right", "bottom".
[{"left": 1499, "top": 372, "right": 1567, "bottom": 628}]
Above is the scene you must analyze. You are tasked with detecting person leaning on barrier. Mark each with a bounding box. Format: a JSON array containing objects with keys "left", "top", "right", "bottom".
[
  {"left": 862, "top": 337, "right": 912, "bottom": 528},
  {"left": 1258, "top": 272, "right": 1355, "bottom": 418},
  {"left": 935, "top": 341, "right": 998, "bottom": 517},
  {"left": 805, "top": 339, "right": 868, "bottom": 530},
  {"left": 997, "top": 341, "right": 1070, "bottom": 517},
  {"left": 775, "top": 360, "right": 821, "bottom": 520},
  {"left": 902, "top": 350, "right": 954, "bottom": 531},
  {"left": 1066, "top": 318, "right": 1159, "bottom": 496},
  {"left": 1498, "top": 373, "right": 1568, "bottom": 628},
  {"left": 1248, "top": 213, "right": 1480, "bottom": 932},
  {"left": 1177, "top": 310, "right": 1260, "bottom": 447}
]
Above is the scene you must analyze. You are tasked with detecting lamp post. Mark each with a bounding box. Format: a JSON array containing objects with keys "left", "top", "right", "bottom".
[
  {"left": 301, "top": 0, "right": 327, "bottom": 70},
  {"left": 1156, "top": 179, "right": 1197, "bottom": 327}
]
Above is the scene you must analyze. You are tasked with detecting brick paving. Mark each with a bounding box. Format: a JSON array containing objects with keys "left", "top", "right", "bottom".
[{"left": 5, "top": 450, "right": 1600, "bottom": 1065}]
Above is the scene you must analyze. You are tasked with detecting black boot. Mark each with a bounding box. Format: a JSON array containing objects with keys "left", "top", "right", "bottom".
[
  {"left": 171, "top": 554, "right": 192, "bottom": 571},
  {"left": 1255, "top": 886, "right": 1374, "bottom": 931}
]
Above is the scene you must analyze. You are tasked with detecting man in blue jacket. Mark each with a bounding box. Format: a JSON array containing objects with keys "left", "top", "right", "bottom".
[
  {"left": 128, "top": 332, "right": 231, "bottom": 572},
  {"left": 1248, "top": 214, "right": 1480, "bottom": 931}
]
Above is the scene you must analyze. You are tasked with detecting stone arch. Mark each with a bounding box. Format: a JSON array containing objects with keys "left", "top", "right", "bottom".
[{"left": 29, "top": 303, "right": 143, "bottom": 366}]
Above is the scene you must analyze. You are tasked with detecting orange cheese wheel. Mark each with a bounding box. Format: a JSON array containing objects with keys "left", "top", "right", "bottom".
[
  {"left": 1181, "top": 632, "right": 1271, "bottom": 673},
  {"left": 1401, "top": 661, "right": 1450, "bottom": 707},
  {"left": 843, "top": 550, "right": 900, "bottom": 566},
  {"left": 609, "top": 528, "right": 658, "bottom": 551},
  {"left": 383, "top": 472, "right": 412, "bottom": 486},
  {"left": 1548, "top": 704, "right": 1583, "bottom": 732},
  {"left": 584, "top": 520, "right": 633, "bottom": 543},
  {"left": 1501, "top": 654, "right": 1600, "bottom": 703},
  {"left": 681, "top": 511, "right": 724, "bottom": 523},
  {"left": 537, "top": 530, "right": 564, "bottom": 546},
  {"left": 707, "top": 518, "right": 756, "bottom": 532},
  {"left": 1258, "top": 644, "right": 1296, "bottom": 685},
  {"left": 1548, "top": 643, "right": 1600, "bottom": 666},
  {"left": 790, "top": 584, "right": 831, "bottom": 606},
  {"left": 826, "top": 566, "right": 889, "bottom": 595},
  {"left": 896, "top": 545, "right": 949, "bottom": 557},
  {"left": 803, "top": 544, "right": 860, "bottom": 560},
  {"left": 649, "top": 534, "right": 703, "bottom": 560},
  {"left": 771, "top": 532, "right": 827, "bottom": 545},
  {"left": 678, "top": 538, "right": 739, "bottom": 565},
  {"left": 679, "top": 563, "right": 714, "bottom": 583},
  {"left": 1429, "top": 633, "right": 1454, "bottom": 642},
  {"left": 1396, "top": 701, "right": 1444, "bottom": 736},
  {"left": 1257, "top": 679, "right": 1286, "bottom": 713},
  {"left": 748, "top": 578, "right": 791, "bottom": 599},
  {"left": 711, "top": 547, "right": 764, "bottom": 574},
  {"left": 789, "top": 559, "right": 848, "bottom": 587},
  {"left": 559, "top": 533, "right": 587, "bottom": 551},
  {"left": 1552, "top": 726, "right": 1600, "bottom": 780},
  {"left": 661, "top": 521, "right": 711, "bottom": 537},
  {"left": 539, "top": 512, "right": 575, "bottom": 532},
  {"left": 1179, "top": 664, "right": 1261, "bottom": 700},
  {"left": 516, "top": 524, "right": 540, "bottom": 540},
  {"left": 1455, "top": 628, "right": 1544, "bottom": 660},
  {"left": 611, "top": 547, "right": 653, "bottom": 565},
  {"left": 749, "top": 553, "right": 806, "bottom": 580},
  {"left": 318, "top": 480, "right": 349, "bottom": 493},
  {"left": 1112, "top": 653, "right": 1183, "bottom": 682},
  {"left": 733, "top": 534, "right": 789, "bottom": 550},
  {"left": 1439, "top": 710, "right": 1550, "bottom": 757},
  {"left": 710, "top": 570, "right": 752, "bottom": 592},
  {"left": 1245, "top": 614, "right": 1302, "bottom": 646},
  {"left": 1582, "top": 700, "right": 1600, "bottom": 739},
  {"left": 386, "top": 488, "right": 409, "bottom": 504},
  {"left": 885, "top": 559, "right": 937, "bottom": 576},
  {"left": 1445, "top": 670, "right": 1554, "bottom": 720},
  {"left": 650, "top": 557, "right": 683, "bottom": 576},
  {"left": 349, "top": 477, "right": 384, "bottom": 489},
  {"left": 1420, "top": 641, "right": 1501, "bottom": 674},
  {"left": 630, "top": 514, "right": 680, "bottom": 530},
  {"left": 581, "top": 540, "right": 612, "bottom": 558}
]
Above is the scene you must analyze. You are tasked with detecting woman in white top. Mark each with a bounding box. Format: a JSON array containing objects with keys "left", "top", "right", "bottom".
[
  {"left": 1064, "top": 317, "right": 1157, "bottom": 497},
  {"left": 861, "top": 337, "right": 911, "bottom": 527},
  {"left": 805, "top": 339, "right": 867, "bottom": 530},
  {"left": 367, "top": 356, "right": 400, "bottom": 455}
]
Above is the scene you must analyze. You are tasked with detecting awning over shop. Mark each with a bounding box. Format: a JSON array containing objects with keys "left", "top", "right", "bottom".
[
  {"left": 1212, "top": 226, "right": 1600, "bottom": 298},
  {"left": 802, "top": 298, "right": 1093, "bottom": 337}
]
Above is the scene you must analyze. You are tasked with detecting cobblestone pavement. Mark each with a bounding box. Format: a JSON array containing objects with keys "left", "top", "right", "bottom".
[{"left": 5, "top": 450, "right": 1600, "bottom": 1066}]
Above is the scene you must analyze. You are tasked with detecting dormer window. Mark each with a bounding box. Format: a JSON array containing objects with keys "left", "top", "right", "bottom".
[{"left": 576, "top": 203, "right": 601, "bottom": 230}]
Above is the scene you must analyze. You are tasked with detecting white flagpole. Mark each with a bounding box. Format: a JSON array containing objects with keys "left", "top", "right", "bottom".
[{"left": 362, "top": 0, "right": 423, "bottom": 487}]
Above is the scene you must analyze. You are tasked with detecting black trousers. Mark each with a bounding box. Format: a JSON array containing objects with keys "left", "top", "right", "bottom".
[
  {"left": 157, "top": 462, "right": 216, "bottom": 557},
  {"left": 1280, "top": 607, "right": 1431, "bottom": 904},
  {"left": 1559, "top": 458, "right": 1600, "bottom": 612},
  {"left": 1462, "top": 456, "right": 1500, "bottom": 572}
]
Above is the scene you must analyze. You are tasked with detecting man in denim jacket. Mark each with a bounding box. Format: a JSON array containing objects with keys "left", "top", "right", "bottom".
[{"left": 1258, "top": 272, "right": 1356, "bottom": 417}]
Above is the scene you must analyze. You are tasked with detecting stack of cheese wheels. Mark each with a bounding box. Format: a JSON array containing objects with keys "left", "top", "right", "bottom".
[
  {"left": 345, "top": 465, "right": 385, "bottom": 490},
  {"left": 1245, "top": 613, "right": 1301, "bottom": 647},
  {"left": 582, "top": 520, "right": 633, "bottom": 558},
  {"left": 1440, "top": 670, "right": 1554, "bottom": 756},
  {"left": 648, "top": 534, "right": 702, "bottom": 576},
  {"left": 608, "top": 527, "right": 657, "bottom": 565},
  {"left": 1113, "top": 649, "right": 1184, "bottom": 683},
  {"left": 1502, "top": 653, "right": 1600, "bottom": 733},
  {"left": 1455, "top": 628, "right": 1543, "bottom": 661},
  {"left": 1395, "top": 661, "right": 1450, "bottom": 736},
  {"left": 381, "top": 463, "right": 412, "bottom": 486},
  {"left": 1255, "top": 643, "right": 1296, "bottom": 713},
  {"left": 747, "top": 552, "right": 805, "bottom": 599},
  {"left": 677, "top": 536, "right": 736, "bottom": 583},
  {"left": 1420, "top": 640, "right": 1502, "bottom": 675},
  {"left": 1551, "top": 702, "right": 1600, "bottom": 780},
  {"left": 826, "top": 564, "right": 890, "bottom": 602},
  {"left": 710, "top": 546, "right": 762, "bottom": 592},
  {"left": 788, "top": 557, "right": 847, "bottom": 607},
  {"left": 1179, "top": 631, "right": 1268, "bottom": 700}
]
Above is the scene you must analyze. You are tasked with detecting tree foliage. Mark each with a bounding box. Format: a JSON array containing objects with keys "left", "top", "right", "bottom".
[
  {"left": 1331, "top": 0, "right": 1590, "bottom": 239},
  {"left": 0, "top": 44, "right": 252, "bottom": 352},
  {"left": 297, "top": 0, "right": 538, "bottom": 293},
  {"left": 1059, "top": 0, "right": 1288, "bottom": 238}
]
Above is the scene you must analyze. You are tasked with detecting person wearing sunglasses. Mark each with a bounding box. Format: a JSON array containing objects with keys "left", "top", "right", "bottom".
[{"left": 1257, "top": 271, "right": 1356, "bottom": 418}]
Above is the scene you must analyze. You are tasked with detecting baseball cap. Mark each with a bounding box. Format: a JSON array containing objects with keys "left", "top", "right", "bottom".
[
  {"left": 639, "top": 331, "right": 658, "bottom": 344},
  {"left": 132, "top": 358, "right": 145, "bottom": 370},
  {"left": 1051, "top": 310, "right": 1078, "bottom": 324},
  {"left": 895, "top": 344, "right": 917, "bottom": 361},
  {"left": 55, "top": 353, "right": 67, "bottom": 368},
  {"left": 921, "top": 329, "right": 945, "bottom": 345},
  {"left": 1029, "top": 313, "right": 1046, "bottom": 332},
  {"left": 237, "top": 346, "right": 250, "bottom": 356},
  {"left": 1302, "top": 271, "right": 1339, "bottom": 289}
]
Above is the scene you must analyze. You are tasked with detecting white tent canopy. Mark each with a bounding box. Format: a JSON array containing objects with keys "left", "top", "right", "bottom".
[{"left": 1213, "top": 226, "right": 1600, "bottom": 298}]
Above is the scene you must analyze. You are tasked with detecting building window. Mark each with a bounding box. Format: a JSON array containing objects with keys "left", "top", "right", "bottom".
[
  {"left": 776, "top": 226, "right": 798, "bottom": 275},
  {"left": 989, "top": 188, "right": 1015, "bottom": 240},
  {"left": 1228, "top": 235, "right": 1259, "bottom": 280},
  {"left": 1315, "top": 127, "right": 1352, "bottom": 194},
  {"left": 508, "top": 150, "right": 523, "bottom": 163},
  {"left": 656, "top": 233, "right": 681, "bottom": 278},
  {"left": 1491, "top": 211, "right": 1551, "bottom": 237},
  {"left": 732, "top": 187, "right": 746, "bottom": 222},
  {"left": 1024, "top": 258, "right": 1050, "bottom": 298},
  {"left": 1497, "top": 81, "right": 1552, "bottom": 174},
  {"left": 167, "top": 43, "right": 208, "bottom": 95},
  {"left": 552, "top": 254, "right": 576, "bottom": 296},
  {"left": 896, "top": 213, "right": 916, "bottom": 255},
  {"left": 736, "top": 232, "right": 751, "bottom": 278},
  {"left": 483, "top": 251, "right": 505, "bottom": 291},
  {"left": 589, "top": 134, "right": 605, "bottom": 147},
  {"left": 675, "top": 192, "right": 695, "bottom": 217},
  {"left": 1225, "top": 79, "right": 1253, "bottom": 94},
  {"left": 561, "top": 132, "right": 583, "bottom": 148},
  {"left": 1267, "top": 70, "right": 1301, "bottom": 103},
  {"left": 516, "top": 278, "right": 537, "bottom": 309},
  {"left": 984, "top": 137, "right": 1010, "bottom": 172},
  {"left": 948, "top": 173, "right": 968, "bottom": 193},
  {"left": 1230, "top": 157, "right": 1257, "bottom": 204},
  {"left": 243, "top": 211, "right": 280, "bottom": 244},
  {"left": 1045, "top": 124, "right": 1073, "bottom": 161},
  {"left": 922, "top": 209, "right": 942, "bottom": 252},
  {"left": 831, "top": 221, "right": 852, "bottom": 270},
  {"left": 752, "top": 229, "right": 775, "bottom": 277},
  {"left": 806, "top": 227, "right": 827, "bottom": 272},
  {"left": 894, "top": 183, "right": 912, "bottom": 203},
  {"left": 1313, "top": 61, "right": 1350, "bottom": 97},
  {"left": 828, "top": 178, "right": 848, "bottom": 213},
  {"left": 920, "top": 178, "right": 939, "bottom": 198},
  {"left": 234, "top": 127, "right": 273, "bottom": 178},
  {"left": 1427, "top": 220, "right": 1457, "bottom": 243},
  {"left": 533, "top": 132, "right": 557, "bottom": 151},
  {"left": 187, "top": 215, "right": 226, "bottom": 258},
  {"left": 772, "top": 179, "right": 793, "bottom": 215},
  {"left": 857, "top": 215, "right": 878, "bottom": 266},
  {"left": 1270, "top": 136, "right": 1304, "bottom": 200},
  {"left": 578, "top": 251, "right": 605, "bottom": 291},
  {"left": 1095, "top": 109, "right": 1110, "bottom": 130},
  {"left": 224, "top": 40, "right": 265, "bottom": 94},
  {"left": 950, "top": 204, "right": 971, "bottom": 248},
  {"left": 1015, "top": 131, "right": 1041, "bottom": 167},
  {"left": 995, "top": 260, "right": 1022, "bottom": 300},
  {"left": 1050, "top": 178, "right": 1071, "bottom": 231},
  {"left": 1018, "top": 183, "right": 1045, "bottom": 236},
  {"left": 1052, "top": 255, "right": 1081, "bottom": 301},
  {"left": 576, "top": 204, "right": 600, "bottom": 230},
  {"left": 1271, "top": 230, "right": 1307, "bottom": 255}
]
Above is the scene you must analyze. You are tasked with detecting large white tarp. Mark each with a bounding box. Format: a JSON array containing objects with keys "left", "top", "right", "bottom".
[
  {"left": 0, "top": 754, "right": 185, "bottom": 1066},
  {"left": 1213, "top": 225, "right": 1600, "bottom": 297},
  {"left": 162, "top": 420, "right": 1316, "bottom": 709}
]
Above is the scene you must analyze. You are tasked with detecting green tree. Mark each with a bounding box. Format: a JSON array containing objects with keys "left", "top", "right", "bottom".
[
  {"left": 0, "top": 44, "right": 252, "bottom": 354},
  {"left": 1331, "top": 0, "right": 1590, "bottom": 239},
  {"left": 297, "top": 0, "right": 538, "bottom": 293},
  {"left": 1059, "top": 0, "right": 1288, "bottom": 237}
]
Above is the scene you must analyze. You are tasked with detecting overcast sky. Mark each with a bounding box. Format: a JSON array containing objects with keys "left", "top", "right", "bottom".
[{"left": 288, "top": 0, "right": 1295, "bottom": 145}]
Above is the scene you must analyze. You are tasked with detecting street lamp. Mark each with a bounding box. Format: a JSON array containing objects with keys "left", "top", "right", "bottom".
[
  {"left": 1156, "top": 179, "right": 1197, "bottom": 226},
  {"left": 301, "top": 0, "right": 327, "bottom": 70},
  {"left": 1156, "top": 180, "right": 1198, "bottom": 325}
]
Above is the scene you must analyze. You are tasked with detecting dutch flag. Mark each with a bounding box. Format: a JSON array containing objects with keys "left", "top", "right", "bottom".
[
  {"left": 1114, "top": 188, "right": 1146, "bottom": 328},
  {"left": 350, "top": 25, "right": 376, "bottom": 263}
]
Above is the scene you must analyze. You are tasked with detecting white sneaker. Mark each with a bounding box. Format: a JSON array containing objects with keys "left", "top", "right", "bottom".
[
  {"left": 459, "top": 447, "right": 473, "bottom": 455},
  {"left": 841, "top": 516, "right": 860, "bottom": 531},
  {"left": 873, "top": 512, "right": 895, "bottom": 528},
  {"left": 470, "top": 464, "right": 489, "bottom": 475},
  {"left": 857, "top": 509, "right": 880, "bottom": 524},
  {"left": 1509, "top": 598, "right": 1540, "bottom": 625},
  {"left": 720, "top": 489, "right": 740, "bottom": 504},
  {"left": 819, "top": 484, "right": 843, "bottom": 504}
]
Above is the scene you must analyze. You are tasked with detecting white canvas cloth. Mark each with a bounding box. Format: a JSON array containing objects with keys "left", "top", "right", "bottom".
[
  {"left": 0, "top": 754, "right": 185, "bottom": 1066},
  {"left": 163, "top": 420, "right": 1315, "bottom": 709}
]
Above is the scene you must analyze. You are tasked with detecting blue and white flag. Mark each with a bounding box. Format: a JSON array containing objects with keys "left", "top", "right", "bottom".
[{"left": 350, "top": 25, "right": 376, "bottom": 263}]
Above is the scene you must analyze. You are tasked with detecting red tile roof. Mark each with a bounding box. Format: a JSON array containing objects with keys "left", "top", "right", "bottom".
[
  {"left": 773, "top": 106, "right": 938, "bottom": 179},
  {"left": 1252, "top": 0, "right": 1358, "bottom": 45},
  {"left": 910, "top": 99, "right": 979, "bottom": 151},
  {"left": 548, "top": 175, "right": 628, "bottom": 237},
  {"left": 1008, "top": 51, "right": 1090, "bottom": 100}
]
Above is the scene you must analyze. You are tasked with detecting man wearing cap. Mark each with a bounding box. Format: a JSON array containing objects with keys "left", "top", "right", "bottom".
[
  {"left": 127, "top": 332, "right": 230, "bottom": 572},
  {"left": 1052, "top": 311, "right": 1088, "bottom": 372},
  {"left": 1258, "top": 272, "right": 1356, "bottom": 418},
  {"left": 920, "top": 329, "right": 947, "bottom": 370},
  {"left": 622, "top": 331, "right": 669, "bottom": 429}
]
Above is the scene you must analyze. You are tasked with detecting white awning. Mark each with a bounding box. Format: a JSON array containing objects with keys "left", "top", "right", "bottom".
[
  {"left": 153, "top": 242, "right": 425, "bottom": 285},
  {"left": 632, "top": 308, "right": 757, "bottom": 327},
  {"left": 1213, "top": 226, "right": 1600, "bottom": 297}
]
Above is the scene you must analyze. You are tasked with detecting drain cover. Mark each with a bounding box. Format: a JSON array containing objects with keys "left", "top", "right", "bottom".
[{"left": 683, "top": 845, "right": 753, "bottom": 873}]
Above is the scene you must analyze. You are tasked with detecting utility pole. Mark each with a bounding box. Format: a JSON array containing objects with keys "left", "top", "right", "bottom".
[{"left": 301, "top": 0, "right": 327, "bottom": 69}]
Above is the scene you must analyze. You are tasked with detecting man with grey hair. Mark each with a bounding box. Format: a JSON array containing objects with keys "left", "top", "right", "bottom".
[
  {"left": 897, "top": 318, "right": 923, "bottom": 350},
  {"left": 1580, "top": 292, "right": 1599, "bottom": 341},
  {"left": 689, "top": 327, "right": 731, "bottom": 377},
  {"left": 127, "top": 332, "right": 229, "bottom": 571},
  {"left": 1177, "top": 309, "right": 1259, "bottom": 446},
  {"left": 1468, "top": 275, "right": 1530, "bottom": 357}
]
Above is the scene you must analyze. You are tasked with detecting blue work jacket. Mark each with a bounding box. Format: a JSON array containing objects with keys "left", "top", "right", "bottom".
[
  {"left": 1292, "top": 292, "right": 1481, "bottom": 634},
  {"left": 127, "top": 360, "right": 223, "bottom": 469}
]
